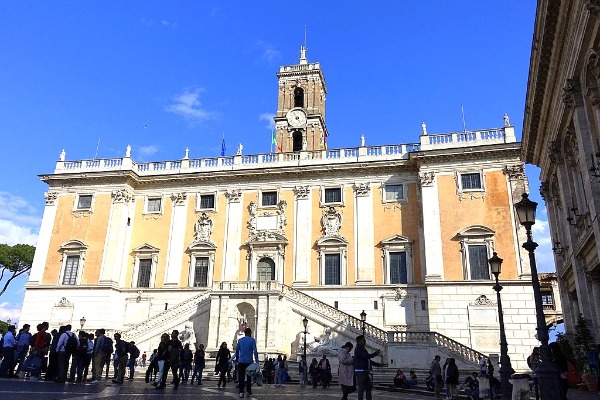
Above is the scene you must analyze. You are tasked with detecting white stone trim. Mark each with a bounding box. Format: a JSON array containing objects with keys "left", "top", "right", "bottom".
[
  {"left": 320, "top": 184, "right": 345, "bottom": 207},
  {"left": 420, "top": 175, "right": 444, "bottom": 280},
  {"left": 187, "top": 242, "right": 215, "bottom": 288},
  {"left": 143, "top": 194, "right": 164, "bottom": 214},
  {"left": 131, "top": 244, "right": 159, "bottom": 288},
  {"left": 58, "top": 240, "right": 87, "bottom": 285},
  {"left": 457, "top": 226, "right": 495, "bottom": 280},
  {"left": 195, "top": 191, "right": 218, "bottom": 212},
  {"left": 73, "top": 193, "right": 94, "bottom": 212},
  {"left": 163, "top": 195, "right": 188, "bottom": 286},
  {"left": 317, "top": 236, "right": 348, "bottom": 285},
  {"left": 28, "top": 195, "right": 59, "bottom": 284},
  {"left": 258, "top": 188, "right": 280, "bottom": 208},
  {"left": 380, "top": 181, "right": 408, "bottom": 203}
]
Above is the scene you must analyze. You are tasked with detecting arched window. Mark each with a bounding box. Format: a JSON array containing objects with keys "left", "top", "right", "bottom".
[
  {"left": 257, "top": 258, "right": 275, "bottom": 281},
  {"left": 294, "top": 87, "right": 304, "bottom": 108},
  {"left": 293, "top": 131, "right": 303, "bottom": 152}
]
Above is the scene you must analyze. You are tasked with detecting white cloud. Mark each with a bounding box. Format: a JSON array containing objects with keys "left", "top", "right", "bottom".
[
  {"left": 165, "top": 88, "right": 216, "bottom": 123},
  {"left": 160, "top": 19, "right": 178, "bottom": 28},
  {"left": 256, "top": 41, "right": 280, "bottom": 63},
  {"left": 259, "top": 113, "right": 275, "bottom": 130},
  {"left": 0, "top": 192, "right": 40, "bottom": 246},
  {"left": 531, "top": 217, "right": 556, "bottom": 273},
  {"left": 0, "top": 301, "right": 22, "bottom": 325},
  {"left": 136, "top": 145, "right": 159, "bottom": 160}
]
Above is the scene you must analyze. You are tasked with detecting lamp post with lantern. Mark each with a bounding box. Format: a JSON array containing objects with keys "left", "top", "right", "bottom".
[
  {"left": 488, "top": 252, "right": 514, "bottom": 400},
  {"left": 360, "top": 310, "right": 367, "bottom": 336},
  {"left": 514, "top": 193, "right": 560, "bottom": 400},
  {"left": 80, "top": 316, "right": 86, "bottom": 332},
  {"left": 302, "top": 315, "right": 308, "bottom": 387}
]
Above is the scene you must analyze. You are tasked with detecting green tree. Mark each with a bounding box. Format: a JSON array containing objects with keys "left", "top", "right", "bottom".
[
  {"left": 573, "top": 313, "right": 597, "bottom": 373},
  {"left": 0, "top": 243, "right": 35, "bottom": 298}
]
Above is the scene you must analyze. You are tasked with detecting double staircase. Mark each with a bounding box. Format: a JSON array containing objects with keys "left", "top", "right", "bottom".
[{"left": 120, "top": 281, "right": 485, "bottom": 368}]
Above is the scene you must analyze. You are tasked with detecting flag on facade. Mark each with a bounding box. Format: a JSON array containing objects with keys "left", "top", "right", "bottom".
[
  {"left": 271, "top": 129, "right": 276, "bottom": 145},
  {"left": 221, "top": 135, "right": 226, "bottom": 156}
]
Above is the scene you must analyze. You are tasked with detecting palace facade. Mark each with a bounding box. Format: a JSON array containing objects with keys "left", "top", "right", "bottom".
[
  {"left": 20, "top": 48, "right": 539, "bottom": 370},
  {"left": 522, "top": 0, "right": 600, "bottom": 340}
]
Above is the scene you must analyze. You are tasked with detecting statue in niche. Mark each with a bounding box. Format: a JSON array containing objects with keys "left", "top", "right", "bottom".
[
  {"left": 503, "top": 113, "right": 510, "bottom": 127},
  {"left": 179, "top": 322, "right": 196, "bottom": 346},
  {"left": 322, "top": 206, "right": 342, "bottom": 236},
  {"left": 277, "top": 200, "right": 287, "bottom": 229},
  {"left": 194, "top": 213, "right": 214, "bottom": 242},
  {"left": 306, "top": 327, "right": 337, "bottom": 354}
]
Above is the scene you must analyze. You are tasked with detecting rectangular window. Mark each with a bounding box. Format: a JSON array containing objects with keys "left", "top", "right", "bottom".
[
  {"left": 389, "top": 251, "right": 408, "bottom": 284},
  {"left": 324, "top": 253, "right": 341, "bottom": 285},
  {"left": 77, "top": 195, "right": 92, "bottom": 210},
  {"left": 385, "top": 184, "right": 404, "bottom": 202},
  {"left": 194, "top": 257, "right": 209, "bottom": 287},
  {"left": 334, "top": 301, "right": 339, "bottom": 309},
  {"left": 147, "top": 198, "right": 162, "bottom": 213},
  {"left": 137, "top": 259, "right": 152, "bottom": 288},
  {"left": 324, "top": 188, "right": 342, "bottom": 204},
  {"left": 461, "top": 173, "right": 482, "bottom": 190},
  {"left": 374, "top": 301, "right": 378, "bottom": 310},
  {"left": 262, "top": 191, "right": 278, "bottom": 207},
  {"left": 199, "top": 194, "right": 215, "bottom": 210},
  {"left": 468, "top": 245, "right": 490, "bottom": 280},
  {"left": 541, "top": 293, "right": 554, "bottom": 308},
  {"left": 62, "top": 255, "right": 80, "bottom": 285},
  {"left": 421, "top": 300, "right": 427, "bottom": 310}
]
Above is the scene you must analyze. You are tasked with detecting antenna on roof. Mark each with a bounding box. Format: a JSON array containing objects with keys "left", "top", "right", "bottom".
[
  {"left": 94, "top": 137, "right": 101, "bottom": 160},
  {"left": 299, "top": 25, "right": 308, "bottom": 64},
  {"left": 461, "top": 104, "right": 467, "bottom": 133}
]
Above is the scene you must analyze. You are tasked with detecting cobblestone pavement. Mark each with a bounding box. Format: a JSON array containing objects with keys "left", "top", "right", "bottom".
[{"left": 0, "top": 377, "right": 435, "bottom": 400}]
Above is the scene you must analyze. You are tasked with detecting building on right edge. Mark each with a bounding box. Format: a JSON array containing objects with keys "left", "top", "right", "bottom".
[{"left": 522, "top": 0, "right": 600, "bottom": 339}]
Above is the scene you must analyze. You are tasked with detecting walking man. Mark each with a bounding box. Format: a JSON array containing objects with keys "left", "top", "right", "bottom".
[
  {"left": 354, "top": 335, "right": 380, "bottom": 400},
  {"left": 430, "top": 355, "right": 443, "bottom": 399},
  {"left": 234, "top": 327, "right": 259, "bottom": 399}
]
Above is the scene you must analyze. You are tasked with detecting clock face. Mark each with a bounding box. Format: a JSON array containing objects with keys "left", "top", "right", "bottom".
[{"left": 287, "top": 109, "right": 307, "bottom": 128}]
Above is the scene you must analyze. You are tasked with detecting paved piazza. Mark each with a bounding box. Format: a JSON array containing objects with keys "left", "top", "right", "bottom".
[{"left": 0, "top": 378, "right": 435, "bottom": 400}]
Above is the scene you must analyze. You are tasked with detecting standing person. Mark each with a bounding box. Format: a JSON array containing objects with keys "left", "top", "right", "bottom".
[
  {"left": 0, "top": 325, "right": 17, "bottom": 378},
  {"left": 13, "top": 324, "right": 32, "bottom": 376},
  {"left": 234, "top": 327, "right": 259, "bottom": 399},
  {"left": 127, "top": 341, "right": 140, "bottom": 380},
  {"left": 165, "top": 330, "right": 182, "bottom": 390},
  {"left": 191, "top": 343, "right": 205, "bottom": 385},
  {"left": 338, "top": 342, "right": 355, "bottom": 400},
  {"left": 279, "top": 355, "right": 288, "bottom": 387},
  {"left": 215, "top": 342, "right": 231, "bottom": 388},
  {"left": 82, "top": 332, "right": 94, "bottom": 381},
  {"left": 141, "top": 352, "right": 147, "bottom": 367},
  {"left": 354, "top": 335, "right": 380, "bottom": 400},
  {"left": 179, "top": 343, "right": 193, "bottom": 384},
  {"left": 298, "top": 354, "right": 307, "bottom": 388},
  {"left": 88, "top": 329, "right": 108, "bottom": 384},
  {"left": 153, "top": 333, "right": 170, "bottom": 390},
  {"left": 274, "top": 355, "right": 282, "bottom": 386},
  {"left": 56, "top": 324, "right": 78, "bottom": 383},
  {"left": 319, "top": 354, "right": 331, "bottom": 388},
  {"left": 445, "top": 358, "right": 459, "bottom": 399},
  {"left": 550, "top": 342, "right": 568, "bottom": 400},
  {"left": 430, "top": 355, "right": 443, "bottom": 399},
  {"left": 68, "top": 330, "right": 89, "bottom": 382},
  {"left": 309, "top": 357, "right": 319, "bottom": 388},
  {"left": 45, "top": 328, "right": 62, "bottom": 381},
  {"left": 112, "top": 333, "right": 128, "bottom": 384}
]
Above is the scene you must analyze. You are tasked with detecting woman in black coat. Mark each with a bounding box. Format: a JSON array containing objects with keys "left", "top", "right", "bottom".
[
  {"left": 215, "top": 342, "right": 231, "bottom": 388},
  {"left": 445, "top": 358, "right": 459, "bottom": 400}
]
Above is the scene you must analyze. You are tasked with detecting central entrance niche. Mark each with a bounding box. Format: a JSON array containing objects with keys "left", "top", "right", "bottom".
[
  {"left": 233, "top": 302, "right": 256, "bottom": 346},
  {"left": 257, "top": 257, "right": 275, "bottom": 281}
]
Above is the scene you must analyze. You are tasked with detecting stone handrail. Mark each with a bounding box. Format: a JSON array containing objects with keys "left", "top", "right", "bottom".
[
  {"left": 278, "top": 284, "right": 388, "bottom": 345},
  {"left": 387, "top": 331, "right": 487, "bottom": 364},
  {"left": 121, "top": 291, "right": 211, "bottom": 341}
]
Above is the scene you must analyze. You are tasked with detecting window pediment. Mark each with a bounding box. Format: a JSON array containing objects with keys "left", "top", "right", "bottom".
[
  {"left": 380, "top": 235, "right": 412, "bottom": 247},
  {"left": 132, "top": 243, "right": 160, "bottom": 254},
  {"left": 245, "top": 231, "right": 288, "bottom": 246},
  {"left": 456, "top": 225, "right": 495, "bottom": 238},
  {"left": 59, "top": 240, "right": 88, "bottom": 252},
  {"left": 187, "top": 241, "right": 217, "bottom": 253},
  {"left": 316, "top": 235, "right": 348, "bottom": 247}
]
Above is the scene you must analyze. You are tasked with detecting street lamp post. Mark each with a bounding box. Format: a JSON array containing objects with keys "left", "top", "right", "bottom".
[
  {"left": 80, "top": 316, "right": 86, "bottom": 331},
  {"left": 514, "top": 193, "right": 561, "bottom": 400},
  {"left": 6, "top": 318, "right": 11, "bottom": 327},
  {"left": 488, "top": 252, "right": 514, "bottom": 400},
  {"left": 302, "top": 316, "right": 308, "bottom": 387},
  {"left": 360, "top": 310, "right": 367, "bottom": 336}
]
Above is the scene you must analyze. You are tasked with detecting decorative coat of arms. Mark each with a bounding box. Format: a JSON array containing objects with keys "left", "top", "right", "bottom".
[
  {"left": 322, "top": 206, "right": 342, "bottom": 236},
  {"left": 194, "top": 213, "right": 214, "bottom": 242}
]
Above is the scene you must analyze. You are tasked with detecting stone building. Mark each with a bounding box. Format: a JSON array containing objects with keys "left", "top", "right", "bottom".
[
  {"left": 20, "top": 47, "right": 539, "bottom": 370},
  {"left": 522, "top": 0, "right": 600, "bottom": 339}
]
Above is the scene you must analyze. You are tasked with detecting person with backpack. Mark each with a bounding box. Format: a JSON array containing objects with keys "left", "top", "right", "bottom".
[
  {"left": 13, "top": 324, "right": 32, "bottom": 376},
  {"left": 55, "top": 324, "right": 79, "bottom": 383},
  {"left": 87, "top": 328, "right": 110, "bottom": 384},
  {"left": 0, "top": 325, "right": 17, "bottom": 378},
  {"left": 45, "top": 328, "right": 62, "bottom": 381},
  {"left": 112, "top": 333, "right": 128, "bottom": 384},
  {"left": 127, "top": 341, "right": 140, "bottom": 380},
  {"left": 179, "top": 343, "right": 193, "bottom": 384},
  {"left": 68, "top": 330, "right": 90, "bottom": 382},
  {"left": 164, "top": 329, "right": 182, "bottom": 390}
]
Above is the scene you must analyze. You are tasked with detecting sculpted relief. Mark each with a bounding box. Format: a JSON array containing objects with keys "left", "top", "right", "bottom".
[{"left": 321, "top": 206, "right": 342, "bottom": 236}]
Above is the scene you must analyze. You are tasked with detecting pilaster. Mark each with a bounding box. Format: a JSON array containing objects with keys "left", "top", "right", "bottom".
[
  {"left": 292, "top": 186, "right": 311, "bottom": 286},
  {"left": 419, "top": 172, "right": 444, "bottom": 280},
  {"left": 99, "top": 190, "right": 133, "bottom": 285},
  {"left": 164, "top": 192, "right": 189, "bottom": 286},
  {"left": 354, "top": 183, "right": 374, "bottom": 284},
  {"left": 222, "top": 190, "right": 243, "bottom": 281},
  {"left": 28, "top": 192, "right": 59, "bottom": 285}
]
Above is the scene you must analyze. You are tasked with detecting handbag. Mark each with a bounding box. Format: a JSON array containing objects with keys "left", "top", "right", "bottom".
[{"left": 246, "top": 362, "right": 260, "bottom": 377}]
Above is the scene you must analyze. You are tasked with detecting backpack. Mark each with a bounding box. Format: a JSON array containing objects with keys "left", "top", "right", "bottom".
[
  {"left": 29, "top": 332, "right": 38, "bottom": 347},
  {"left": 77, "top": 339, "right": 88, "bottom": 357},
  {"left": 102, "top": 337, "right": 114, "bottom": 355},
  {"left": 64, "top": 333, "right": 78, "bottom": 355},
  {"left": 130, "top": 345, "right": 140, "bottom": 359}
]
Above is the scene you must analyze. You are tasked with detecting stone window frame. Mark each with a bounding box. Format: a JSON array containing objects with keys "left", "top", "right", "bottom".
[
  {"left": 457, "top": 170, "right": 486, "bottom": 193},
  {"left": 380, "top": 235, "right": 413, "bottom": 284},
  {"left": 259, "top": 188, "right": 280, "bottom": 209},
  {"left": 131, "top": 244, "right": 160, "bottom": 288},
  {"left": 381, "top": 182, "right": 407, "bottom": 204},
  {"left": 320, "top": 185, "right": 345, "bottom": 207},
  {"left": 196, "top": 191, "right": 217, "bottom": 212},
  {"left": 457, "top": 225, "right": 495, "bottom": 281},
  {"left": 74, "top": 193, "right": 94, "bottom": 212},
  {"left": 316, "top": 236, "right": 348, "bottom": 285},
  {"left": 186, "top": 241, "right": 216, "bottom": 288},
  {"left": 143, "top": 195, "right": 164, "bottom": 215},
  {"left": 58, "top": 240, "right": 87, "bottom": 285}
]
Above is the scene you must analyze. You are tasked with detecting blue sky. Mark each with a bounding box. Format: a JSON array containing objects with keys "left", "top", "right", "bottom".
[{"left": 0, "top": 1, "right": 553, "bottom": 323}]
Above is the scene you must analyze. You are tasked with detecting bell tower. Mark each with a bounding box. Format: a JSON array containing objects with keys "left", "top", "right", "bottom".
[{"left": 273, "top": 46, "right": 328, "bottom": 152}]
